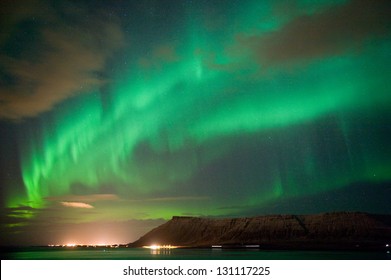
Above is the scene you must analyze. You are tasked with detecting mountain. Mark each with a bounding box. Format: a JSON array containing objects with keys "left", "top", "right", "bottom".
[{"left": 130, "top": 212, "right": 391, "bottom": 250}]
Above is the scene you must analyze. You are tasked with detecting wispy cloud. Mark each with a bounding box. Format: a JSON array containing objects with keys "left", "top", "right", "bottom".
[
  {"left": 61, "top": 202, "right": 94, "bottom": 209},
  {"left": 241, "top": 0, "right": 391, "bottom": 67},
  {"left": 47, "top": 194, "right": 119, "bottom": 203},
  {"left": 138, "top": 43, "right": 179, "bottom": 70},
  {"left": 47, "top": 194, "right": 208, "bottom": 205},
  {"left": 143, "top": 196, "right": 210, "bottom": 202},
  {"left": 0, "top": 0, "right": 124, "bottom": 120}
]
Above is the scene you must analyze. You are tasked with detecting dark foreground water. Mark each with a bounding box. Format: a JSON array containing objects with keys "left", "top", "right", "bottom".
[{"left": 2, "top": 247, "right": 391, "bottom": 260}]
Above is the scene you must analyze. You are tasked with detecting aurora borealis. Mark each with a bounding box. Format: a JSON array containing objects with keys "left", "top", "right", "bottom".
[{"left": 1, "top": 0, "right": 391, "bottom": 245}]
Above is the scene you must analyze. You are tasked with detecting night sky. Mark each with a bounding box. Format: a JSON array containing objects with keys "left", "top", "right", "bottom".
[{"left": 1, "top": 0, "right": 391, "bottom": 246}]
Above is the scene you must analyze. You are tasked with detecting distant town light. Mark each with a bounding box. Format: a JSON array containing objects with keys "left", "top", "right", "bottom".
[{"left": 143, "top": 244, "right": 178, "bottom": 249}]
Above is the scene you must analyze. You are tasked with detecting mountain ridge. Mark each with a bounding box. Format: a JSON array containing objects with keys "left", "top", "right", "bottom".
[{"left": 130, "top": 212, "right": 391, "bottom": 250}]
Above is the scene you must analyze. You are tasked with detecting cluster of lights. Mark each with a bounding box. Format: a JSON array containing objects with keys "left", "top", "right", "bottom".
[
  {"left": 143, "top": 244, "right": 178, "bottom": 250},
  {"left": 47, "top": 243, "right": 122, "bottom": 248},
  {"left": 47, "top": 244, "right": 77, "bottom": 247}
]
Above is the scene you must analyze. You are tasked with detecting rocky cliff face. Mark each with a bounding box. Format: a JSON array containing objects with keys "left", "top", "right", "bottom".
[{"left": 131, "top": 212, "right": 391, "bottom": 248}]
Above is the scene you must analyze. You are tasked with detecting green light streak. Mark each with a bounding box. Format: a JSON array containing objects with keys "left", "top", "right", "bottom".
[{"left": 8, "top": 0, "right": 391, "bottom": 220}]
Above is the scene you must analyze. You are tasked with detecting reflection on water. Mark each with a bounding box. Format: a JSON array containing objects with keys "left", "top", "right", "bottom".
[
  {"left": 150, "top": 248, "right": 172, "bottom": 256},
  {"left": 2, "top": 247, "right": 391, "bottom": 260}
]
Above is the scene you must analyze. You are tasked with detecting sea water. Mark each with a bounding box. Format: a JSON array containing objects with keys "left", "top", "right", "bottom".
[{"left": 2, "top": 247, "right": 390, "bottom": 260}]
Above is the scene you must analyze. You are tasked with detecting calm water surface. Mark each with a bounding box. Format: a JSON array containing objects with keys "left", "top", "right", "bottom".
[{"left": 2, "top": 247, "right": 391, "bottom": 260}]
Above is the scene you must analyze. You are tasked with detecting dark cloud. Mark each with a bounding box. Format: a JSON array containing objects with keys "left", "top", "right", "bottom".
[
  {"left": 141, "top": 196, "right": 210, "bottom": 202},
  {"left": 0, "top": 206, "right": 41, "bottom": 224},
  {"left": 241, "top": 0, "right": 391, "bottom": 67},
  {"left": 138, "top": 43, "right": 179, "bottom": 70},
  {"left": 46, "top": 194, "right": 120, "bottom": 203},
  {"left": 0, "top": 0, "right": 124, "bottom": 120},
  {"left": 0, "top": 0, "right": 50, "bottom": 44}
]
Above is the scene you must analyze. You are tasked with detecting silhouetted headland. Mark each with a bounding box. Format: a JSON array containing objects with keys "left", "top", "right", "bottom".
[{"left": 130, "top": 212, "right": 391, "bottom": 250}]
